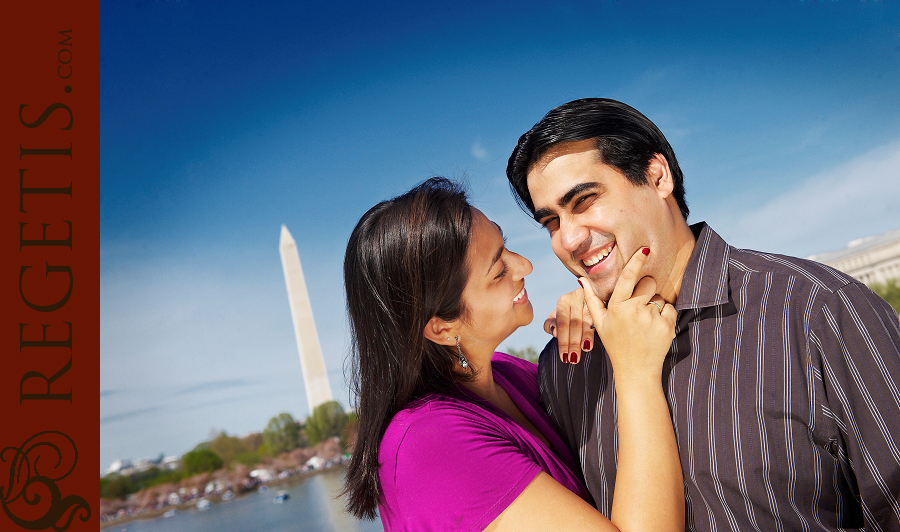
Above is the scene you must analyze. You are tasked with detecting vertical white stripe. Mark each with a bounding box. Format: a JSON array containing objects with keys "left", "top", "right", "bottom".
[
  {"left": 731, "top": 270, "right": 756, "bottom": 527},
  {"left": 755, "top": 272, "right": 784, "bottom": 530},
  {"left": 781, "top": 277, "right": 811, "bottom": 531},
  {"left": 708, "top": 302, "right": 742, "bottom": 532},
  {"left": 685, "top": 230, "right": 718, "bottom": 531}
]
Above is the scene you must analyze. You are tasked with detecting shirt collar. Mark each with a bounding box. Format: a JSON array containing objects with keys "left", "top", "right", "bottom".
[{"left": 675, "top": 222, "right": 731, "bottom": 311}]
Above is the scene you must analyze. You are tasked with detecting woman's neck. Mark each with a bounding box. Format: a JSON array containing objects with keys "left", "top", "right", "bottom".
[
  {"left": 455, "top": 340, "right": 500, "bottom": 400},
  {"left": 459, "top": 364, "right": 498, "bottom": 402}
]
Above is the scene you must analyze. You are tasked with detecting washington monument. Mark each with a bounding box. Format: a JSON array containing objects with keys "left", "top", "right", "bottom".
[{"left": 279, "top": 225, "right": 334, "bottom": 415}]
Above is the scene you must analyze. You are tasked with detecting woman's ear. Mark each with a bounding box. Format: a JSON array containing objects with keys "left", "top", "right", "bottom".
[{"left": 423, "top": 316, "right": 456, "bottom": 346}]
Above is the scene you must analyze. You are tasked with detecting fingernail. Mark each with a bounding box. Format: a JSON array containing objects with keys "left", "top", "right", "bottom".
[
  {"left": 577, "top": 279, "right": 584, "bottom": 288},
  {"left": 560, "top": 353, "right": 567, "bottom": 363},
  {"left": 642, "top": 247, "right": 650, "bottom": 256},
  {"left": 583, "top": 340, "right": 591, "bottom": 351},
  {"left": 570, "top": 352, "right": 578, "bottom": 364}
]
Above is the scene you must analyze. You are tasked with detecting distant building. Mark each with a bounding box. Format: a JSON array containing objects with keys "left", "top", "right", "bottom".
[
  {"left": 161, "top": 455, "right": 179, "bottom": 470},
  {"left": 250, "top": 468, "right": 275, "bottom": 482},
  {"left": 105, "top": 459, "right": 129, "bottom": 475},
  {"left": 305, "top": 456, "right": 325, "bottom": 470},
  {"left": 104, "top": 454, "right": 177, "bottom": 476},
  {"left": 807, "top": 228, "right": 900, "bottom": 286}
]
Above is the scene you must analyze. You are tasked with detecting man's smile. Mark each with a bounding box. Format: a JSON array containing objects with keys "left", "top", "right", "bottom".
[{"left": 579, "top": 241, "right": 616, "bottom": 274}]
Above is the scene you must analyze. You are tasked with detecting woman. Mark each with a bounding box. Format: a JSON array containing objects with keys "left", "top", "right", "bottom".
[{"left": 342, "top": 177, "right": 682, "bottom": 531}]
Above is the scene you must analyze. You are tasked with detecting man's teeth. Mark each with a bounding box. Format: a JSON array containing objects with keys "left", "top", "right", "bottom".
[
  {"left": 583, "top": 246, "right": 613, "bottom": 267},
  {"left": 513, "top": 287, "right": 525, "bottom": 302}
]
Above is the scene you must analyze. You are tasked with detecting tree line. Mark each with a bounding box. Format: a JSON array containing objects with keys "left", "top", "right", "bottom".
[{"left": 871, "top": 279, "right": 900, "bottom": 314}]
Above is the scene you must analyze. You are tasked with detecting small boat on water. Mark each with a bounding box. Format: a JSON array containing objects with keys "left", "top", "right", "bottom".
[
  {"left": 258, "top": 485, "right": 268, "bottom": 493},
  {"left": 196, "top": 498, "right": 212, "bottom": 511},
  {"left": 221, "top": 490, "right": 234, "bottom": 501},
  {"left": 274, "top": 490, "right": 290, "bottom": 503},
  {"left": 163, "top": 509, "right": 177, "bottom": 518}
]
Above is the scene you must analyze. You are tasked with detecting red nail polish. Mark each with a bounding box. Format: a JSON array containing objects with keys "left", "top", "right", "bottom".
[
  {"left": 583, "top": 340, "right": 590, "bottom": 351},
  {"left": 642, "top": 247, "right": 650, "bottom": 256},
  {"left": 577, "top": 279, "right": 584, "bottom": 288},
  {"left": 570, "top": 352, "right": 578, "bottom": 364}
]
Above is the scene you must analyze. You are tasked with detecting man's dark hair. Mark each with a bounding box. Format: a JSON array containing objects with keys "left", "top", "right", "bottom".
[{"left": 506, "top": 98, "right": 689, "bottom": 220}]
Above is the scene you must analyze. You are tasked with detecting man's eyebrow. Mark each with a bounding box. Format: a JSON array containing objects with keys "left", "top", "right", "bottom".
[{"left": 532, "top": 182, "right": 601, "bottom": 222}]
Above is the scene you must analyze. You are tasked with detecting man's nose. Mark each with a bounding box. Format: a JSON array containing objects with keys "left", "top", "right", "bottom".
[{"left": 559, "top": 217, "right": 588, "bottom": 253}]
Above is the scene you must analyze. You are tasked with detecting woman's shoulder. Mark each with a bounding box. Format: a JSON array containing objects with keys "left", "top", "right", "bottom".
[
  {"left": 379, "top": 393, "right": 503, "bottom": 484},
  {"left": 382, "top": 392, "right": 480, "bottom": 444},
  {"left": 380, "top": 387, "right": 521, "bottom": 463}
]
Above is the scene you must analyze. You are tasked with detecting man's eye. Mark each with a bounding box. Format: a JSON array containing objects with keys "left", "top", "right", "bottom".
[
  {"left": 542, "top": 218, "right": 559, "bottom": 232},
  {"left": 573, "top": 194, "right": 595, "bottom": 212}
]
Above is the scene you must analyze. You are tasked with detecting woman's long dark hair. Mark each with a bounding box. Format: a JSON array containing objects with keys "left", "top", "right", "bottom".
[{"left": 342, "top": 177, "right": 475, "bottom": 519}]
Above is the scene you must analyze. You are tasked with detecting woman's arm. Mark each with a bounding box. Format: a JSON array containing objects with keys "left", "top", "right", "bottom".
[
  {"left": 488, "top": 247, "right": 683, "bottom": 532},
  {"left": 485, "top": 471, "right": 616, "bottom": 531}
]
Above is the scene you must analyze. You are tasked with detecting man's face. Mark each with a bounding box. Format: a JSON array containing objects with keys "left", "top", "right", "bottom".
[{"left": 526, "top": 139, "right": 670, "bottom": 301}]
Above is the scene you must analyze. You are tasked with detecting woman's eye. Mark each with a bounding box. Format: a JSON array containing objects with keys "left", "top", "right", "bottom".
[{"left": 495, "top": 263, "right": 508, "bottom": 280}]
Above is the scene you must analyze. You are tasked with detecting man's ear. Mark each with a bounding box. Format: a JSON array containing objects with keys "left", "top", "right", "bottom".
[
  {"left": 646, "top": 153, "right": 674, "bottom": 198},
  {"left": 423, "top": 316, "right": 457, "bottom": 346}
]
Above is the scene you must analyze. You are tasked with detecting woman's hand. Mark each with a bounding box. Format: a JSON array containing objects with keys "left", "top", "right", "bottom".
[
  {"left": 579, "top": 247, "right": 676, "bottom": 382},
  {"left": 544, "top": 289, "right": 594, "bottom": 364}
]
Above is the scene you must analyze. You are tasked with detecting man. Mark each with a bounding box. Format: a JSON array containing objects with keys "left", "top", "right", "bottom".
[{"left": 507, "top": 98, "right": 900, "bottom": 531}]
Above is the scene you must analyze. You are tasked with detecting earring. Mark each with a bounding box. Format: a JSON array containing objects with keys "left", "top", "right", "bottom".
[{"left": 447, "top": 336, "right": 469, "bottom": 369}]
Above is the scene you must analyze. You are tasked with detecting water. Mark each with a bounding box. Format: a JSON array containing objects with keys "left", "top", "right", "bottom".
[{"left": 114, "top": 469, "right": 384, "bottom": 532}]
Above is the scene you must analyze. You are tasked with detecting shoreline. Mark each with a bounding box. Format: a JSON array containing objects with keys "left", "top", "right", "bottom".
[{"left": 100, "top": 464, "right": 346, "bottom": 530}]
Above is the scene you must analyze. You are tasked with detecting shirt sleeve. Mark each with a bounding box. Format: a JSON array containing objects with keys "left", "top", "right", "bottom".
[
  {"left": 381, "top": 403, "right": 542, "bottom": 532},
  {"left": 810, "top": 282, "right": 900, "bottom": 529}
]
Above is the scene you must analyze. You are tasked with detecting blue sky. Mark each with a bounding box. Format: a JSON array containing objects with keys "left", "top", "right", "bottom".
[{"left": 100, "top": 0, "right": 900, "bottom": 473}]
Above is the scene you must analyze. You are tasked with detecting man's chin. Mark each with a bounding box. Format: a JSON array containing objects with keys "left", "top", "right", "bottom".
[{"left": 587, "top": 277, "right": 616, "bottom": 302}]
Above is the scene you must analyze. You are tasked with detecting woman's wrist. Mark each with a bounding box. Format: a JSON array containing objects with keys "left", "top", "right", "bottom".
[
  {"left": 609, "top": 363, "right": 664, "bottom": 387},
  {"left": 612, "top": 376, "right": 667, "bottom": 405}
]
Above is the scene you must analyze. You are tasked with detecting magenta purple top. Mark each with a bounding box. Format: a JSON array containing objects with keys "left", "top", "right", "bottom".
[{"left": 377, "top": 352, "right": 591, "bottom": 531}]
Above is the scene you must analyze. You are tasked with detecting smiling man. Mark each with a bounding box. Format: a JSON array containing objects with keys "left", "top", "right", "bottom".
[{"left": 507, "top": 98, "right": 900, "bottom": 531}]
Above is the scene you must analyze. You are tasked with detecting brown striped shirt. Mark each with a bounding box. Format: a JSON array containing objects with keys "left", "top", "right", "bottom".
[{"left": 539, "top": 223, "right": 900, "bottom": 531}]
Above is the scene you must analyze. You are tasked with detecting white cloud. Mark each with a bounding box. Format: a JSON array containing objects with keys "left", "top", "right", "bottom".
[
  {"left": 471, "top": 142, "right": 488, "bottom": 161},
  {"left": 712, "top": 140, "right": 900, "bottom": 256}
]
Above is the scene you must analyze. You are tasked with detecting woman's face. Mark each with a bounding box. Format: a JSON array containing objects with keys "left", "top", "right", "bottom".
[{"left": 455, "top": 209, "right": 534, "bottom": 350}]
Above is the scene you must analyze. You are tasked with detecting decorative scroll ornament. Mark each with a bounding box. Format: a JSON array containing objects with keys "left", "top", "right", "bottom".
[{"left": 1, "top": 431, "right": 91, "bottom": 531}]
